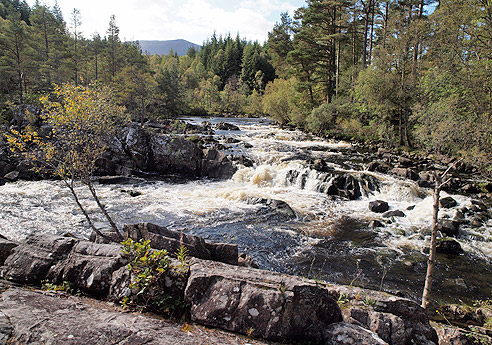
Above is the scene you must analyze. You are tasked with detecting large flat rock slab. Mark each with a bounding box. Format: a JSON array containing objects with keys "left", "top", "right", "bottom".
[
  {"left": 0, "top": 284, "right": 277, "bottom": 345},
  {"left": 184, "top": 258, "right": 342, "bottom": 343}
]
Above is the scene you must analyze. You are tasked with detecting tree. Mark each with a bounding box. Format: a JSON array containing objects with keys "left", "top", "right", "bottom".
[
  {"left": 70, "top": 8, "right": 81, "bottom": 85},
  {"left": 107, "top": 14, "right": 120, "bottom": 80},
  {"left": 421, "top": 160, "right": 461, "bottom": 309},
  {"left": 6, "top": 83, "right": 129, "bottom": 240}
]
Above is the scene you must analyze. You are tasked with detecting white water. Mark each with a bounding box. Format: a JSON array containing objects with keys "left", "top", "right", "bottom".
[{"left": 1, "top": 117, "right": 492, "bottom": 299}]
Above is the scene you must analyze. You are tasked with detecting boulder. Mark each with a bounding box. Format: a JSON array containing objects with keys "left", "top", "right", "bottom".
[
  {"left": 247, "top": 198, "right": 296, "bottom": 218},
  {"left": 440, "top": 197, "right": 458, "bottom": 209},
  {"left": 436, "top": 326, "right": 490, "bottom": 345},
  {"left": 215, "top": 122, "right": 240, "bottom": 131},
  {"left": 45, "top": 241, "right": 127, "bottom": 297},
  {"left": 151, "top": 134, "right": 202, "bottom": 177},
  {"left": 398, "top": 156, "right": 413, "bottom": 168},
  {"left": 438, "top": 219, "right": 460, "bottom": 237},
  {"left": 369, "top": 220, "right": 385, "bottom": 228},
  {"left": 329, "top": 174, "right": 362, "bottom": 200},
  {"left": 3, "top": 171, "right": 19, "bottom": 181},
  {"left": 1, "top": 235, "right": 77, "bottom": 284},
  {"left": 329, "top": 285, "right": 438, "bottom": 345},
  {"left": 418, "top": 171, "right": 436, "bottom": 188},
  {"left": 324, "top": 322, "right": 389, "bottom": 345},
  {"left": 390, "top": 168, "right": 419, "bottom": 181},
  {"left": 0, "top": 239, "right": 17, "bottom": 266},
  {"left": 122, "top": 223, "right": 238, "bottom": 265},
  {"left": 436, "top": 240, "right": 464, "bottom": 255},
  {"left": 367, "top": 162, "right": 391, "bottom": 174},
  {"left": 201, "top": 148, "right": 237, "bottom": 179},
  {"left": 184, "top": 258, "right": 342, "bottom": 343},
  {"left": 369, "top": 200, "right": 389, "bottom": 213},
  {"left": 383, "top": 210, "right": 406, "bottom": 218}
]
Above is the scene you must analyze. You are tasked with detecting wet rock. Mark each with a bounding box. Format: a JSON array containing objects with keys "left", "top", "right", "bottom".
[
  {"left": 471, "top": 200, "right": 487, "bottom": 211},
  {"left": 3, "top": 170, "right": 19, "bottom": 181},
  {"left": 407, "top": 205, "right": 416, "bottom": 210},
  {"left": 471, "top": 217, "right": 485, "bottom": 228},
  {"left": 230, "top": 155, "right": 254, "bottom": 167},
  {"left": 238, "top": 253, "right": 259, "bottom": 268},
  {"left": 369, "top": 220, "right": 385, "bottom": 228},
  {"left": 98, "top": 176, "right": 146, "bottom": 185},
  {"left": 440, "top": 197, "right": 458, "bottom": 209},
  {"left": 382, "top": 210, "right": 406, "bottom": 218},
  {"left": 0, "top": 239, "right": 17, "bottom": 266},
  {"left": 215, "top": 122, "right": 240, "bottom": 131},
  {"left": 122, "top": 223, "right": 238, "bottom": 265},
  {"left": 310, "top": 158, "right": 333, "bottom": 173},
  {"left": 323, "top": 322, "right": 388, "bottom": 345},
  {"left": 0, "top": 286, "right": 271, "bottom": 345},
  {"left": 151, "top": 134, "right": 202, "bottom": 177},
  {"left": 247, "top": 198, "right": 296, "bottom": 218},
  {"left": 330, "top": 174, "right": 362, "bottom": 200},
  {"left": 436, "top": 239, "right": 464, "bottom": 255},
  {"left": 369, "top": 200, "right": 389, "bottom": 213},
  {"left": 418, "top": 171, "right": 436, "bottom": 188},
  {"left": 184, "top": 258, "right": 342, "bottom": 343},
  {"left": 390, "top": 168, "right": 419, "bottom": 181},
  {"left": 367, "top": 161, "right": 391, "bottom": 174},
  {"left": 201, "top": 148, "right": 237, "bottom": 179},
  {"left": 438, "top": 219, "right": 460, "bottom": 237}
]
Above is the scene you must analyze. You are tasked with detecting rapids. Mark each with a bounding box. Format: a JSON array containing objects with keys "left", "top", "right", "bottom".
[{"left": 1, "top": 117, "right": 491, "bottom": 305}]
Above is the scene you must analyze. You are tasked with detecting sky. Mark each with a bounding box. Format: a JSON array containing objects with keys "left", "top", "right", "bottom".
[{"left": 26, "top": 0, "right": 306, "bottom": 44}]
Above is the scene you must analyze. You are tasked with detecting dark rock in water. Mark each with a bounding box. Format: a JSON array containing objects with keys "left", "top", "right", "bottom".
[
  {"left": 238, "top": 253, "right": 259, "bottom": 268},
  {"left": 367, "top": 161, "right": 391, "bottom": 173},
  {"left": 184, "top": 258, "right": 342, "bottom": 344},
  {"left": 407, "top": 205, "right": 416, "bottom": 210},
  {"left": 224, "top": 137, "right": 240, "bottom": 144},
  {"left": 438, "top": 219, "right": 460, "bottom": 237},
  {"left": 418, "top": 171, "right": 436, "bottom": 188},
  {"left": 247, "top": 198, "right": 296, "bottom": 218},
  {"left": 122, "top": 223, "right": 238, "bottom": 265},
  {"left": 471, "top": 217, "right": 485, "bottom": 228},
  {"left": 331, "top": 174, "right": 362, "bottom": 200},
  {"left": 215, "top": 122, "right": 240, "bottom": 131},
  {"left": 440, "top": 196, "right": 458, "bottom": 209},
  {"left": 3, "top": 170, "right": 19, "bottom": 181},
  {"left": 310, "top": 158, "right": 333, "bottom": 173},
  {"left": 389, "top": 168, "right": 419, "bottom": 181},
  {"left": 369, "top": 220, "right": 385, "bottom": 228},
  {"left": 98, "top": 176, "right": 145, "bottom": 185},
  {"left": 201, "top": 148, "right": 237, "bottom": 179},
  {"left": 383, "top": 210, "right": 406, "bottom": 218},
  {"left": 369, "top": 200, "right": 389, "bottom": 213},
  {"left": 230, "top": 155, "right": 254, "bottom": 167},
  {"left": 324, "top": 322, "right": 388, "bottom": 345},
  {"left": 121, "top": 189, "right": 142, "bottom": 197},
  {"left": 151, "top": 134, "right": 202, "bottom": 176},
  {"left": 471, "top": 199, "right": 487, "bottom": 211},
  {"left": 436, "top": 240, "right": 463, "bottom": 255}
]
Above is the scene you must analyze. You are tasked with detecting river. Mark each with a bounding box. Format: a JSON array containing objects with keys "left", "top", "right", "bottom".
[{"left": 1, "top": 117, "right": 491, "bottom": 305}]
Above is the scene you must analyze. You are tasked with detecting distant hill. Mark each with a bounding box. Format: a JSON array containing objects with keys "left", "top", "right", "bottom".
[{"left": 136, "top": 39, "right": 201, "bottom": 56}]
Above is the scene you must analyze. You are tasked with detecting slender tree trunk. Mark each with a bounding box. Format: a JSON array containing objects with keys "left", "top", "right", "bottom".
[
  {"left": 362, "top": 0, "right": 373, "bottom": 66},
  {"left": 87, "top": 179, "right": 122, "bottom": 240},
  {"left": 421, "top": 173, "right": 441, "bottom": 309},
  {"left": 368, "top": 0, "right": 376, "bottom": 64},
  {"left": 383, "top": 2, "right": 389, "bottom": 49},
  {"left": 63, "top": 177, "right": 108, "bottom": 240}
]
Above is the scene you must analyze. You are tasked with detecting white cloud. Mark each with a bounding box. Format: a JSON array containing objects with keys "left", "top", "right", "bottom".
[{"left": 26, "top": 0, "right": 305, "bottom": 43}]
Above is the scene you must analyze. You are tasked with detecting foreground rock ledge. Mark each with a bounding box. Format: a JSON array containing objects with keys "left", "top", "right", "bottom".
[
  {"left": 0, "top": 282, "right": 274, "bottom": 345},
  {"left": 0, "top": 233, "right": 440, "bottom": 345}
]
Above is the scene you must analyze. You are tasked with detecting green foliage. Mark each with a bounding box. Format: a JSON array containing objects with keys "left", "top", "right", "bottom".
[
  {"left": 41, "top": 280, "right": 78, "bottom": 295},
  {"left": 175, "top": 244, "right": 189, "bottom": 276},
  {"left": 121, "top": 238, "right": 172, "bottom": 309}
]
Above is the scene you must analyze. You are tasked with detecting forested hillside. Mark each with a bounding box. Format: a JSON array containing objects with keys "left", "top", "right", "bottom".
[{"left": 1, "top": 0, "right": 491, "bottom": 174}]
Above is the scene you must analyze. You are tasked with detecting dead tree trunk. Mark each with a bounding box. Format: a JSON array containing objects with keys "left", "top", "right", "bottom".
[{"left": 421, "top": 160, "right": 462, "bottom": 309}]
